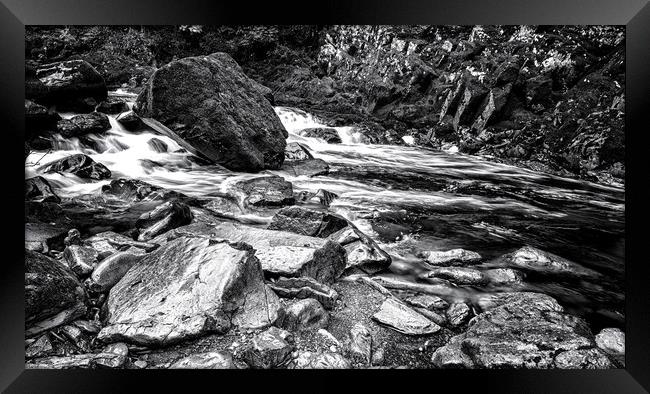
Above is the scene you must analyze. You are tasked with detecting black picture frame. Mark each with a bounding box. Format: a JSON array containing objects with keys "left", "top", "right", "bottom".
[{"left": 2, "top": 0, "right": 649, "bottom": 392}]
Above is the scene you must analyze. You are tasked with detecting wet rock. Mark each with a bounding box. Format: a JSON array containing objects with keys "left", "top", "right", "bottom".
[
  {"left": 25, "top": 222, "right": 68, "bottom": 253},
  {"left": 420, "top": 248, "right": 482, "bottom": 266},
  {"left": 423, "top": 267, "right": 486, "bottom": 285},
  {"left": 98, "top": 237, "right": 281, "bottom": 346},
  {"left": 299, "top": 127, "right": 342, "bottom": 143},
  {"left": 372, "top": 298, "right": 441, "bottom": 335},
  {"left": 60, "top": 324, "right": 88, "bottom": 349},
  {"left": 27, "top": 60, "right": 107, "bottom": 111},
  {"left": 296, "top": 189, "right": 338, "bottom": 207},
  {"left": 432, "top": 292, "right": 600, "bottom": 368},
  {"left": 553, "top": 348, "right": 614, "bottom": 369},
  {"left": 170, "top": 351, "right": 237, "bottom": 369},
  {"left": 328, "top": 226, "right": 392, "bottom": 274},
  {"left": 101, "top": 178, "right": 186, "bottom": 203},
  {"left": 405, "top": 294, "right": 448, "bottom": 310},
  {"left": 56, "top": 112, "right": 111, "bottom": 138},
  {"left": 63, "top": 245, "right": 99, "bottom": 277},
  {"left": 268, "top": 276, "right": 338, "bottom": 309},
  {"left": 284, "top": 142, "right": 313, "bottom": 161},
  {"left": 25, "top": 176, "right": 60, "bottom": 203},
  {"left": 483, "top": 268, "right": 525, "bottom": 285},
  {"left": 147, "top": 137, "right": 168, "bottom": 153},
  {"left": 446, "top": 303, "right": 472, "bottom": 327},
  {"left": 231, "top": 175, "right": 294, "bottom": 208},
  {"left": 279, "top": 298, "right": 329, "bottom": 331},
  {"left": 135, "top": 200, "right": 193, "bottom": 241},
  {"left": 412, "top": 307, "right": 447, "bottom": 326},
  {"left": 162, "top": 222, "right": 347, "bottom": 284},
  {"left": 25, "top": 250, "right": 87, "bottom": 337},
  {"left": 268, "top": 206, "right": 348, "bottom": 238},
  {"left": 25, "top": 335, "right": 55, "bottom": 359},
  {"left": 88, "top": 251, "right": 144, "bottom": 293},
  {"left": 349, "top": 323, "right": 373, "bottom": 364},
  {"left": 595, "top": 328, "right": 625, "bottom": 355},
  {"left": 291, "top": 351, "right": 351, "bottom": 369},
  {"left": 96, "top": 99, "right": 129, "bottom": 115},
  {"left": 504, "top": 246, "right": 598, "bottom": 278},
  {"left": 42, "top": 154, "right": 111, "bottom": 180},
  {"left": 245, "top": 327, "right": 294, "bottom": 368},
  {"left": 85, "top": 231, "right": 158, "bottom": 259},
  {"left": 283, "top": 158, "right": 330, "bottom": 177},
  {"left": 134, "top": 52, "right": 287, "bottom": 172},
  {"left": 116, "top": 110, "right": 145, "bottom": 131}
]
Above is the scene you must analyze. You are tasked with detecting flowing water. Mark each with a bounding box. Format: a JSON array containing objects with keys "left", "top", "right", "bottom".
[{"left": 25, "top": 93, "right": 625, "bottom": 332}]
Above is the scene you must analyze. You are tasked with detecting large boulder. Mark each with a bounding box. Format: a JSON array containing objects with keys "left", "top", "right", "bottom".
[
  {"left": 97, "top": 236, "right": 281, "bottom": 346},
  {"left": 41, "top": 154, "right": 111, "bottom": 180},
  {"left": 431, "top": 292, "right": 604, "bottom": 368},
  {"left": 154, "top": 222, "right": 347, "bottom": 284},
  {"left": 134, "top": 52, "right": 287, "bottom": 172},
  {"left": 56, "top": 112, "right": 111, "bottom": 138},
  {"left": 25, "top": 250, "right": 87, "bottom": 337},
  {"left": 26, "top": 60, "right": 107, "bottom": 112}
]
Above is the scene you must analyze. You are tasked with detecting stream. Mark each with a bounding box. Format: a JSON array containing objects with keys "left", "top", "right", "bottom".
[{"left": 25, "top": 92, "right": 625, "bottom": 332}]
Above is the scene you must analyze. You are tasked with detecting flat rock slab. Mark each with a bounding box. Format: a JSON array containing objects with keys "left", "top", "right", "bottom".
[
  {"left": 156, "top": 221, "right": 347, "bottom": 284},
  {"left": 372, "top": 298, "right": 441, "bottom": 335},
  {"left": 98, "top": 236, "right": 281, "bottom": 346},
  {"left": 421, "top": 248, "right": 482, "bottom": 266}
]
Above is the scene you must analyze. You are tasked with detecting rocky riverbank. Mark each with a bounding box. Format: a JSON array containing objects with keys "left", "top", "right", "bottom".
[
  {"left": 26, "top": 25, "right": 625, "bottom": 185},
  {"left": 24, "top": 29, "right": 625, "bottom": 369}
]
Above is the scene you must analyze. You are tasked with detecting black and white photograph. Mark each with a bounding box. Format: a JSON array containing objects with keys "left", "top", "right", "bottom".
[{"left": 23, "top": 24, "right": 628, "bottom": 371}]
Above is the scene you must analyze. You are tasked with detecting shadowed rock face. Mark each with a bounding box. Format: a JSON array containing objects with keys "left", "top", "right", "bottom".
[
  {"left": 134, "top": 52, "right": 287, "bottom": 172},
  {"left": 25, "top": 250, "right": 87, "bottom": 337},
  {"left": 98, "top": 236, "right": 281, "bottom": 346}
]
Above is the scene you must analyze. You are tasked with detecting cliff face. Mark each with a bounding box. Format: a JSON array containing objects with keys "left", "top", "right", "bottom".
[{"left": 25, "top": 25, "right": 625, "bottom": 185}]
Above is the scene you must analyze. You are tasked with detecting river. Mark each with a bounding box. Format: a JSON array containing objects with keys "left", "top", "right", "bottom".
[{"left": 25, "top": 92, "right": 625, "bottom": 332}]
